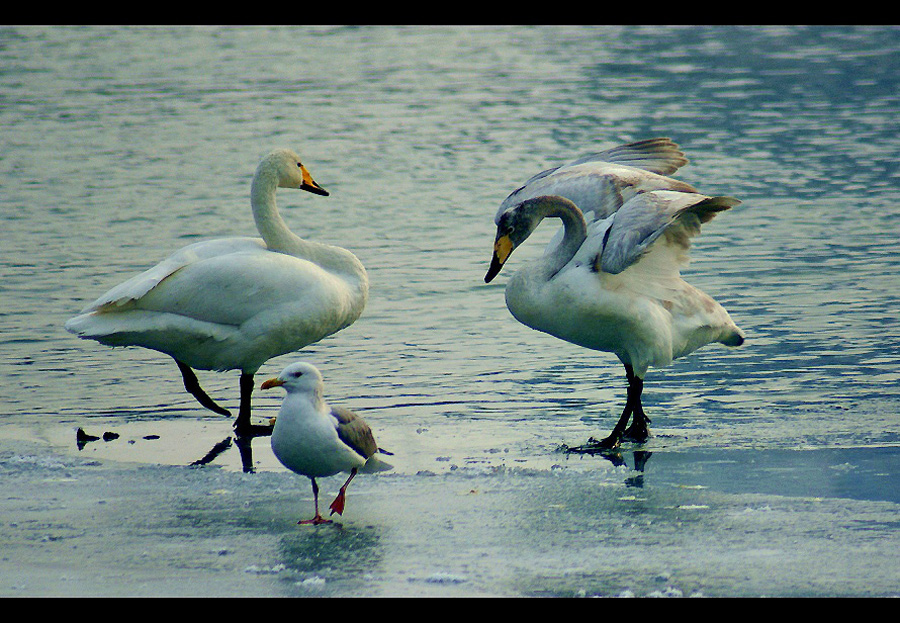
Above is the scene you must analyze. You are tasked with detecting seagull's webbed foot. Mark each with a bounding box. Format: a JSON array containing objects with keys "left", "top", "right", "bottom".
[
  {"left": 329, "top": 469, "right": 358, "bottom": 517},
  {"left": 329, "top": 489, "right": 347, "bottom": 516},
  {"left": 299, "top": 514, "right": 333, "bottom": 525}
]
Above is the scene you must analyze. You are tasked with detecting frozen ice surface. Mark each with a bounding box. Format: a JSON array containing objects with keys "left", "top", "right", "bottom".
[{"left": 0, "top": 429, "right": 897, "bottom": 597}]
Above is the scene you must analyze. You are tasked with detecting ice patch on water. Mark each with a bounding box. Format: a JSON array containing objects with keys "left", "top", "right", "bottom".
[
  {"left": 244, "top": 564, "right": 287, "bottom": 575},
  {"left": 423, "top": 572, "right": 467, "bottom": 584},
  {"left": 297, "top": 576, "right": 326, "bottom": 589},
  {"left": 648, "top": 586, "right": 684, "bottom": 598}
]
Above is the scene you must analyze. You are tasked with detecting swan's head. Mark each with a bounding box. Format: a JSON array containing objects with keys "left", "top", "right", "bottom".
[
  {"left": 485, "top": 196, "right": 562, "bottom": 283},
  {"left": 261, "top": 361, "right": 325, "bottom": 395},
  {"left": 261, "top": 149, "right": 329, "bottom": 196}
]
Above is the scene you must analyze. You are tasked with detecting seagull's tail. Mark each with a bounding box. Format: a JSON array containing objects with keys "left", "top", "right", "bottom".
[{"left": 361, "top": 455, "right": 393, "bottom": 473}]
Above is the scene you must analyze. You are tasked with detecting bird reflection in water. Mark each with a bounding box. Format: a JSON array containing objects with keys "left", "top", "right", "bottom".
[
  {"left": 190, "top": 427, "right": 272, "bottom": 473},
  {"left": 565, "top": 442, "right": 653, "bottom": 488}
]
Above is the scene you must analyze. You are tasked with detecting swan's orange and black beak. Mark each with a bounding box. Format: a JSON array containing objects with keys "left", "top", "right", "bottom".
[
  {"left": 484, "top": 234, "right": 514, "bottom": 283},
  {"left": 299, "top": 164, "right": 329, "bottom": 196},
  {"left": 260, "top": 377, "right": 285, "bottom": 390}
]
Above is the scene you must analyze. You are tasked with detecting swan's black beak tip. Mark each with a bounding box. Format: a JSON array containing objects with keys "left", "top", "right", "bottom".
[
  {"left": 484, "top": 256, "right": 503, "bottom": 283},
  {"left": 301, "top": 181, "right": 329, "bottom": 197}
]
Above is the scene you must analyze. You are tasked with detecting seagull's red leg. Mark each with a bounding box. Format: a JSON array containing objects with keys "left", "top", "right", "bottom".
[
  {"left": 299, "top": 477, "right": 332, "bottom": 525},
  {"left": 329, "top": 468, "right": 358, "bottom": 516}
]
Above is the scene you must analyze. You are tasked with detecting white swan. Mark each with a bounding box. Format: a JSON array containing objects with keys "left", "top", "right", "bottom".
[
  {"left": 262, "top": 362, "right": 392, "bottom": 525},
  {"left": 66, "top": 149, "right": 369, "bottom": 437},
  {"left": 484, "top": 138, "right": 744, "bottom": 449}
]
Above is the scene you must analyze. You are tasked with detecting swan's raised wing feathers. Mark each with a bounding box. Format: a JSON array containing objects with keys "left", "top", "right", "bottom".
[
  {"left": 599, "top": 191, "right": 740, "bottom": 275},
  {"left": 566, "top": 137, "right": 689, "bottom": 175},
  {"left": 497, "top": 137, "right": 694, "bottom": 224}
]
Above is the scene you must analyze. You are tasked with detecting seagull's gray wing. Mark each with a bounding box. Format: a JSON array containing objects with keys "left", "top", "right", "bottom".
[{"left": 332, "top": 406, "right": 378, "bottom": 460}]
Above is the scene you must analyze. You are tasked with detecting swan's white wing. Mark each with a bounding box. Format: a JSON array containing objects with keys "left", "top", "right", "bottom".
[
  {"left": 66, "top": 248, "right": 361, "bottom": 371},
  {"left": 599, "top": 191, "right": 741, "bottom": 275},
  {"left": 133, "top": 249, "right": 355, "bottom": 330},
  {"left": 80, "top": 237, "right": 267, "bottom": 313},
  {"left": 495, "top": 138, "right": 695, "bottom": 224}
]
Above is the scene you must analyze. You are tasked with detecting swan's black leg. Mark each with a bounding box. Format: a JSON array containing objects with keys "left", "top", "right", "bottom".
[
  {"left": 176, "top": 360, "right": 231, "bottom": 416},
  {"left": 233, "top": 372, "right": 274, "bottom": 439},
  {"left": 597, "top": 364, "right": 650, "bottom": 448},
  {"left": 595, "top": 401, "right": 633, "bottom": 449},
  {"left": 565, "top": 366, "right": 652, "bottom": 455},
  {"left": 622, "top": 369, "right": 651, "bottom": 443}
]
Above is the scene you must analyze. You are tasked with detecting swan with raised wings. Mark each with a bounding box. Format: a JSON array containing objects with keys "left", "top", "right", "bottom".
[
  {"left": 484, "top": 138, "right": 744, "bottom": 450},
  {"left": 66, "top": 149, "right": 369, "bottom": 437}
]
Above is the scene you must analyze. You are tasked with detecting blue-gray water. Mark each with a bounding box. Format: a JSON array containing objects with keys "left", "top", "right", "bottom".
[{"left": 0, "top": 25, "right": 898, "bottom": 597}]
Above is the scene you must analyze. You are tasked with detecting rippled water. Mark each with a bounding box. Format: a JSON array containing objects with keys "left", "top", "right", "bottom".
[{"left": 1, "top": 25, "right": 898, "bottom": 464}]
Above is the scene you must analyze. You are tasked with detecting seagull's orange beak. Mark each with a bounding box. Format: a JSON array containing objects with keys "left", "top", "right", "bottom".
[{"left": 260, "top": 378, "right": 285, "bottom": 390}]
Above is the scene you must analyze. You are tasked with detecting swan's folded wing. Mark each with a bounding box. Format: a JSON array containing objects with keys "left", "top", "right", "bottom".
[
  {"left": 599, "top": 191, "right": 740, "bottom": 275},
  {"left": 80, "top": 237, "right": 267, "bottom": 313}
]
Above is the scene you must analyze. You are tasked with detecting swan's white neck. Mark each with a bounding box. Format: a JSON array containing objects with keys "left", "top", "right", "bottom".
[
  {"left": 251, "top": 166, "right": 302, "bottom": 253},
  {"left": 250, "top": 166, "right": 368, "bottom": 288},
  {"left": 537, "top": 200, "right": 587, "bottom": 279}
]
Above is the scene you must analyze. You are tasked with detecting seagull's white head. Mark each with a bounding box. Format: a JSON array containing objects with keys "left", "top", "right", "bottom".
[{"left": 260, "top": 361, "right": 325, "bottom": 395}]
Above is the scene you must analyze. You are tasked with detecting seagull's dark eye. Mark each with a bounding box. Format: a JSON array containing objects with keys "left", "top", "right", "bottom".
[{"left": 292, "top": 370, "right": 303, "bottom": 378}]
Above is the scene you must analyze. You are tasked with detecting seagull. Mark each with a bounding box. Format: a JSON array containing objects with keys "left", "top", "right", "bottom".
[
  {"left": 261, "top": 362, "right": 392, "bottom": 525},
  {"left": 484, "top": 138, "right": 745, "bottom": 450},
  {"left": 65, "top": 149, "right": 368, "bottom": 437}
]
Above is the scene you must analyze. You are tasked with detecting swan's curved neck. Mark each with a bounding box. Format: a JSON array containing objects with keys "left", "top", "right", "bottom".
[
  {"left": 250, "top": 167, "right": 368, "bottom": 285},
  {"left": 537, "top": 199, "right": 587, "bottom": 278},
  {"left": 251, "top": 167, "right": 302, "bottom": 253}
]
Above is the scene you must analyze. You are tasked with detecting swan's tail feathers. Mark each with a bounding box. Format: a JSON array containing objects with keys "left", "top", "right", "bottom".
[
  {"left": 685, "top": 195, "right": 742, "bottom": 225},
  {"left": 65, "top": 310, "right": 232, "bottom": 348},
  {"left": 65, "top": 313, "right": 110, "bottom": 339},
  {"left": 721, "top": 326, "right": 746, "bottom": 347},
  {"left": 572, "top": 137, "right": 689, "bottom": 176}
]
